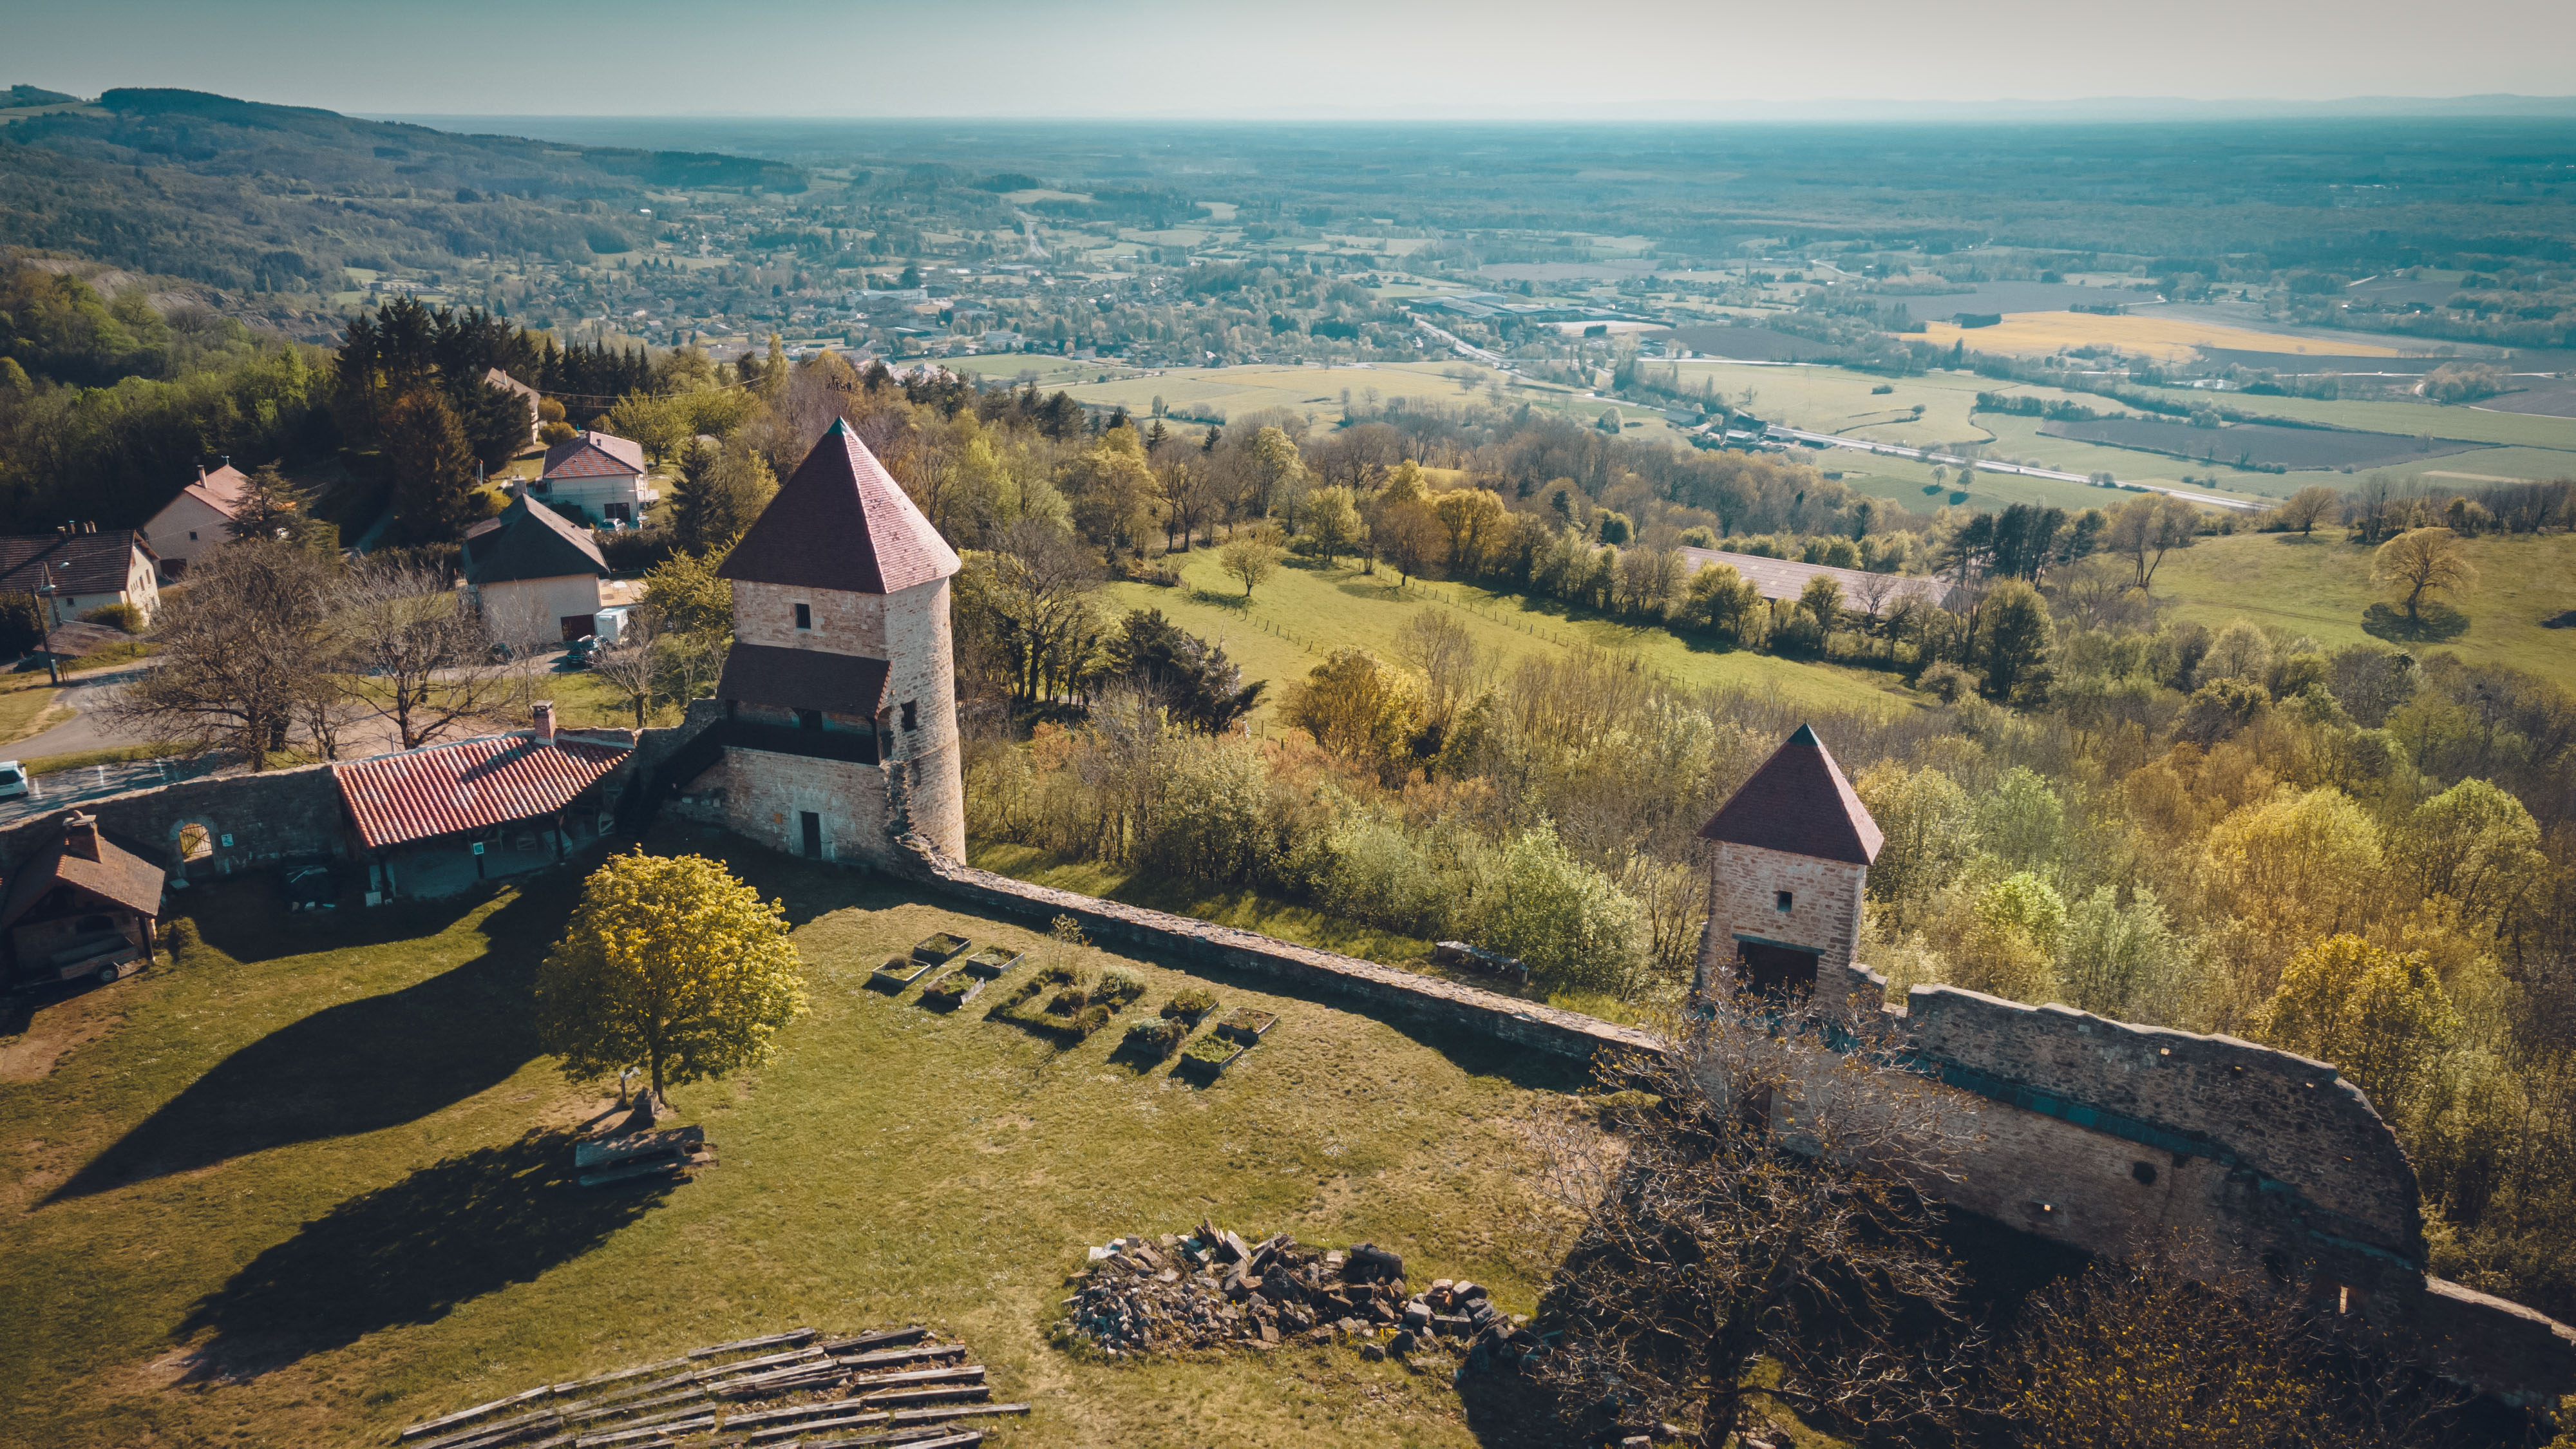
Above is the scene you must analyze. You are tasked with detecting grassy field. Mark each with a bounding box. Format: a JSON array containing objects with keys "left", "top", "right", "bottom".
[
  {"left": 1919, "top": 312, "right": 2403, "bottom": 362},
  {"left": 2159, "top": 388, "right": 2576, "bottom": 455},
  {"left": 1103, "top": 546, "right": 1917, "bottom": 728},
  {"left": 0, "top": 830, "right": 1614, "bottom": 1449},
  {"left": 2150, "top": 531, "right": 2576, "bottom": 689},
  {"left": 0, "top": 674, "right": 70, "bottom": 745}
]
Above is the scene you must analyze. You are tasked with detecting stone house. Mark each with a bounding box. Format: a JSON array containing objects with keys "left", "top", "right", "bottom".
[{"left": 464, "top": 491, "right": 609, "bottom": 642}]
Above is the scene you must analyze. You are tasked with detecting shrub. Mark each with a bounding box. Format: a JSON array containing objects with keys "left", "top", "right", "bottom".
[
  {"left": 80, "top": 601, "right": 144, "bottom": 634},
  {"left": 1097, "top": 969, "right": 1146, "bottom": 1008},
  {"left": 1073, "top": 1004, "right": 1111, "bottom": 1038},
  {"left": 1917, "top": 659, "right": 1975, "bottom": 703},
  {"left": 162, "top": 917, "right": 204, "bottom": 966},
  {"left": 1164, "top": 987, "right": 1218, "bottom": 1022}
]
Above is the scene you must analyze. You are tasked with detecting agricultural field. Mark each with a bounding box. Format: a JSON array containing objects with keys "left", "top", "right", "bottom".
[
  {"left": 1098, "top": 545, "right": 1918, "bottom": 729},
  {"left": 1057, "top": 360, "right": 1699, "bottom": 442},
  {"left": 2146, "top": 388, "right": 2576, "bottom": 455},
  {"left": 1918, "top": 311, "right": 2405, "bottom": 363},
  {"left": 2042, "top": 417, "right": 2483, "bottom": 472},
  {"left": 0, "top": 837, "right": 1618, "bottom": 1449},
  {"left": 2148, "top": 531, "right": 2576, "bottom": 691}
]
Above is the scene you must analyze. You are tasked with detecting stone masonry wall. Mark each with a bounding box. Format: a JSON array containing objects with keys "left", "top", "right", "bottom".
[
  {"left": 733, "top": 578, "right": 886, "bottom": 653},
  {"left": 1697, "top": 842, "right": 1863, "bottom": 989},
  {"left": 717, "top": 752, "right": 889, "bottom": 867},
  {"left": 0, "top": 761, "right": 349, "bottom": 882},
  {"left": 879, "top": 580, "right": 963, "bottom": 859},
  {"left": 898, "top": 840, "right": 1654, "bottom": 1063}
]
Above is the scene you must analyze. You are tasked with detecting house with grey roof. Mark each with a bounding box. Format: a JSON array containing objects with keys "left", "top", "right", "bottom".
[{"left": 463, "top": 492, "right": 609, "bottom": 642}]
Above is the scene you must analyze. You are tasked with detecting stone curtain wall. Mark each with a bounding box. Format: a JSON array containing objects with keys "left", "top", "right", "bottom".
[
  {"left": 0, "top": 761, "right": 348, "bottom": 880},
  {"left": 898, "top": 840, "right": 1656, "bottom": 1063}
]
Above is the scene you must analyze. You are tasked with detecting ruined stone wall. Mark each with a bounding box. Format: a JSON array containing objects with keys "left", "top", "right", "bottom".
[{"left": 0, "top": 761, "right": 349, "bottom": 881}]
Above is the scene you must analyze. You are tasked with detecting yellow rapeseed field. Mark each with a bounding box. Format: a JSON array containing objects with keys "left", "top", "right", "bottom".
[{"left": 1919, "top": 311, "right": 2403, "bottom": 362}]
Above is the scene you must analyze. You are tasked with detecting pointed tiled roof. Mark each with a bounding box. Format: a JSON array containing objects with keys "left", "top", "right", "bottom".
[
  {"left": 717, "top": 418, "right": 960, "bottom": 594},
  {"left": 1697, "top": 724, "right": 1884, "bottom": 866}
]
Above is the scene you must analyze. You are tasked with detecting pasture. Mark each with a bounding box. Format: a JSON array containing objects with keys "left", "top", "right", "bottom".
[
  {"left": 2148, "top": 531, "right": 2576, "bottom": 691},
  {"left": 1099, "top": 545, "right": 1915, "bottom": 728},
  {"left": 0, "top": 840, "right": 1599, "bottom": 1449},
  {"left": 1917, "top": 311, "right": 2403, "bottom": 362}
]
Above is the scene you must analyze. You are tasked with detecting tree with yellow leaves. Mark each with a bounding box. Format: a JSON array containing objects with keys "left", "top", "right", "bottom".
[
  {"left": 2371, "top": 526, "right": 2476, "bottom": 627},
  {"left": 2254, "top": 933, "right": 2456, "bottom": 1114},
  {"left": 535, "top": 851, "right": 808, "bottom": 1105}
]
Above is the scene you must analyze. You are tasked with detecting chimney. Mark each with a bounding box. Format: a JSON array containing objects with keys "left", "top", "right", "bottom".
[
  {"left": 63, "top": 812, "right": 100, "bottom": 862},
  {"left": 533, "top": 701, "right": 557, "bottom": 744}
]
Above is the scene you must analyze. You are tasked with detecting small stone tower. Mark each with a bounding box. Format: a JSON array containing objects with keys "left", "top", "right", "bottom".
[
  {"left": 706, "top": 419, "right": 965, "bottom": 867},
  {"left": 1693, "top": 724, "right": 1882, "bottom": 998}
]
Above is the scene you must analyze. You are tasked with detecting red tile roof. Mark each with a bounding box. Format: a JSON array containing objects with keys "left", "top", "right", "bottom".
[
  {"left": 1698, "top": 724, "right": 1884, "bottom": 866},
  {"left": 717, "top": 419, "right": 960, "bottom": 595},
  {"left": 333, "top": 734, "right": 632, "bottom": 851},
  {"left": 542, "top": 431, "right": 647, "bottom": 480},
  {"left": 0, "top": 531, "right": 155, "bottom": 597}
]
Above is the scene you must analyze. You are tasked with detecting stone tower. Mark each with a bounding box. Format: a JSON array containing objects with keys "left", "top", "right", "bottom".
[
  {"left": 1692, "top": 724, "right": 1882, "bottom": 998},
  {"left": 705, "top": 419, "right": 965, "bottom": 867}
]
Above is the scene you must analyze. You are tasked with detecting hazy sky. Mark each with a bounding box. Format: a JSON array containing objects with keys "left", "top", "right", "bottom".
[{"left": 10, "top": 0, "right": 2574, "bottom": 117}]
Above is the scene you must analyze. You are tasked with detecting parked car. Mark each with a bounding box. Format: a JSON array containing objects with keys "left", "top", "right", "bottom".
[
  {"left": 279, "top": 862, "right": 336, "bottom": 913},
  {"left": 565, "top": 635, "right": 601, "bottom": 668},
  {"left": 0, "top": 760, "right": 24, "bottom": 800}
]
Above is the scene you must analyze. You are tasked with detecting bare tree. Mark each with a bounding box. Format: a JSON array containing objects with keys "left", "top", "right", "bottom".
[
  {"left": 1528, "top": 999, "right": 1982, "bottom": 1448},
  {"left": 962, "top": 518, "right": 1104, "bottom": 708},
  {"left": 334, "top": 562, "right": 530, "bottom": 751},
  {"left": 109, "top": 541, "right": 338, "bottom": 768},
  {"left": 2103, "top": 494, "right": 2201, "bottom": 590},
  {"left": 1394, "top": 606, "right": 1481, "bottom": 741},
  {"left": 589, "top": 616, "right": 659, "bottom": 729}
]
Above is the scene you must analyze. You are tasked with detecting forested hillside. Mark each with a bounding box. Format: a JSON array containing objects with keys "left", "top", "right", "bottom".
[{"left": 0, "top": 88, "right": 800, "bottom": 292}]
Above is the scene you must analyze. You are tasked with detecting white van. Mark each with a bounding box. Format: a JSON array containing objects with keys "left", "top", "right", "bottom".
[{"left": 0, "top": 761, "right": 26, "bottom": 800}]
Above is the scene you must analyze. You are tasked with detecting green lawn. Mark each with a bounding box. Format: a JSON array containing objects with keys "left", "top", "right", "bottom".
[
  {"left": 0, "top": 829, "right": 1593, "bottom": 1449},
  {"left": 2148, "top": 531, "right": 2576, "bottom": 690},
  {"left": 1105, "top": 546, "right": 1917, "bottom": 729},
  {"left": 0, "top": 676, "right": 68, "bottom": 745}
]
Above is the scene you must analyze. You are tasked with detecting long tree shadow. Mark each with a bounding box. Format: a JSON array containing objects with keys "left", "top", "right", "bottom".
[
  {"left": 46, "top": 886, "right": 566, "bottom": 1202},
  {"left": 175, "top": 1130, "right": 672, "bottom": 1376}
]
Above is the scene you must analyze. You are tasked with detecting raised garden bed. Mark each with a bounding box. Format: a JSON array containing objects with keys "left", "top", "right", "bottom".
[
  {"left": 1178, "top": 1032, "right": 1248, "bottom": 1079},
  {"left": 870, "top": 955, "right": 940, "bottom": 990},
  {"left": 961, "top": 945, "right": 1023, "bottom": 978},
  {"left": 918, "top": 967, "right": 985, "bottom": 1010},
  {"left": 1160, "top": 987, "right": 1218, "bottom": 1025},
  {"left": 911, "top": 933, "right": 973, "bottom": 965},
  {"left": 1214, "top": 1008, "right": 1278, "bottom": 1046},
  {"left": 1121, "top": 1018, "right": 1187, "bottom": 1060}
]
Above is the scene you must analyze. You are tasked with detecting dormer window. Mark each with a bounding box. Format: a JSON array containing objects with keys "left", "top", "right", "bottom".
[
  {"left": 1776, "top": 891, "right": 1794, "bottom": 913},
  {"left": 793, "top": 602, "right": 812, "bottom": 630}
]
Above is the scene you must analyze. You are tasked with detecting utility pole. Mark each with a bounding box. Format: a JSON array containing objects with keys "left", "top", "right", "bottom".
[{"left": 35, "top": 564, "right": 61, "bottom": 686}]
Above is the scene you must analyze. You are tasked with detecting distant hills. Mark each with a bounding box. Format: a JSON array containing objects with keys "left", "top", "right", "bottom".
[{"left": 0, "top": 87, "right": 803, "bottom": 293}]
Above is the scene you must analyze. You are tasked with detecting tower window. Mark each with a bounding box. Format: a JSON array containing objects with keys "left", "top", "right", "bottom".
[
  {"left": 900, "top": 701, "right": 918, "bottom": 731},
  {"left": 793, "top": 601, "right": 812, "bottom": 630},
  {"left": 1775, "top": 890, "right": 1793, "bottom": 913}
]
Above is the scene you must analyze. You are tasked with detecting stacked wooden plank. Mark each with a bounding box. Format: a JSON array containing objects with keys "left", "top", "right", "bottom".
[
  {"left": 573, "top": 1126, "right": 714, "bottom": 1189},
  {"left": 391, "top": 1327, "right": 1028, "bottom": 1449}
]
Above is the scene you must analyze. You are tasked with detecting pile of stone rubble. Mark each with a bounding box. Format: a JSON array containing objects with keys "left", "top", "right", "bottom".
[{"left": 1060, "top": 1220, "right": 1542, "bottom": 1368}]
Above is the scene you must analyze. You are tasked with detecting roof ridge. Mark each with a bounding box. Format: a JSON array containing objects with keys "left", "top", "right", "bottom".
[{"left": 1697, "top": 724, "right": 1884, "bottom": 866}]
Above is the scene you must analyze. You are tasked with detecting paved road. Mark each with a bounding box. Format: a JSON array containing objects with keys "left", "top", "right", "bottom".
[
  {"left": 1411, "top": 316, "right": 1512, "bottom": 369},
  {"left": 5, "top": 664, "right": 158, "bottom": 761},
  {"left": 0, "top": 755, "right": 224, "bottom": 826},
  {"left": 1759, "top": 425, "right": 2264, "bottom": 512}
]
